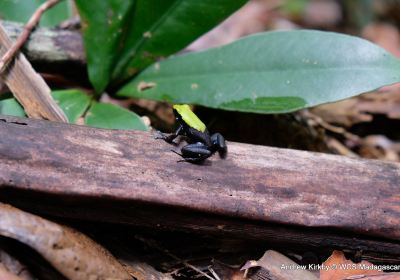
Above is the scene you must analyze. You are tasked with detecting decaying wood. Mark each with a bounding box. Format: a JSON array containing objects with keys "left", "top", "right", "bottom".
[
  {"left": 0, "top": 0, "right": 63, "bottom": 73},
  {"left": 0, "top": 25, "right": 67, "bottom": 122},
  {"left": 0, "top": 202, "right": 131, "bottom": 280},
  {"left": 1, "top": 20, "right": 85, "bottom": 67},
  {"left": 0, "top": 116, "right": 399, "bottom": 260}
]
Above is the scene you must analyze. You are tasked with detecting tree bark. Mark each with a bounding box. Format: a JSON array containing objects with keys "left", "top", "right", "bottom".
[{"left": 0, "top": 115, "right": 399, "bottom": 260}]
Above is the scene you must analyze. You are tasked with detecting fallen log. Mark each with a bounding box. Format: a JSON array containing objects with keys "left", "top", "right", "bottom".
[{"left": 0, "top": 115, "right": 399, "bottom": 261}]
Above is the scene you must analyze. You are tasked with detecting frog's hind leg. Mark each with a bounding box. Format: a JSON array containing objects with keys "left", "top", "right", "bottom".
[
  {"left": 173, "top": 143, "right": 212, "bottom": 163},
  {"left": 211, "top": 133, "right": 227, "bottom": 158},
  {"left": 170, "top": 150, "right": 201, "bottom": 163}
]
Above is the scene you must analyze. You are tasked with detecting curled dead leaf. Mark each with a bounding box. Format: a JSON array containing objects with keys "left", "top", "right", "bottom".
[
  {"left": 241, "top": 250, "right": 318, "bottom": 280},
  {"left": 0, "top": 246, "right": 36, "bottom": 280},
  {"left": 311, "top": 87, "right": 400, "bottom": 128},
  {"left": 0, "top": 263, "right": 24, "bottom": 280},
  {"left": 210, "top": 261, "right": 245, "bottom": 280},
  {"left": 0, "top": 203, "right": 131, "bottom": 280},
  {"left": 321, "top": 251, "right": 387, "bottom": 280},
  {"left": 341, "top": 273, "right": 400, "bottom": 280}
]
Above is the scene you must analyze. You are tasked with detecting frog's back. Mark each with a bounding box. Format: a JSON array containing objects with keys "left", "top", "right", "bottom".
[{"left": 173, "top": 104, "right": 206, "bottom": 132}]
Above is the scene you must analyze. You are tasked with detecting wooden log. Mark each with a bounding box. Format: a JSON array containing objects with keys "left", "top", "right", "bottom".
[{"left": 0, "top": 115, "right": 399, "bottom": 259}]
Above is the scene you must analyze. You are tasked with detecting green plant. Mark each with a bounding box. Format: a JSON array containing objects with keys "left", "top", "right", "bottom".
[{"left": 1, "top": 0, "right": 400, "bottom": 130}]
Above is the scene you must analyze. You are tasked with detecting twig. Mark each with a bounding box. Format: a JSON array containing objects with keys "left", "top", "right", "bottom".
[
  {"left": 0, "top": 24, "right": 67, "bottom": 121},
  {"left": 208, "top": 267, "right": 222, "bottom": 280},
  {"left": 173, "top": 260, "right": 215, "bottom": 280},
  {"left": 134, "top": 235, "right": 216, "bottom": 280},
  {"left": 0, "top": 0, "right": 62, "bottom": 73}
]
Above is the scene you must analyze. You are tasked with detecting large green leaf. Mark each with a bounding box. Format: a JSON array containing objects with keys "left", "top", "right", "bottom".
[
  {"left": 0, "top": 90, "right": 147, "bottom": 130},
  {"left": 0, "top": 0, "right": 72, "bottom": 27},
  {"left": 52, "top": 89, "right": 91, "bottom": 123},
  {"left": 117, "top": 30, "right": 400, "bottom": 113},
  {"left": 85, "top": 102, "right": 148, "bottom": 131},
  {"left": 74, "top": 0, "right": 135, "bottom": 93},
  {"left": 112, "top": 0, "right": 247, "bottom": 82},
  {"left": 75, "top": 0, "right": 246, "bottom": 93}
]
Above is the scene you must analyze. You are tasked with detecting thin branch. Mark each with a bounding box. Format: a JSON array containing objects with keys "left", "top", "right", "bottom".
[
  {"left": 208, "top": 267, "right": 222, "bottom": 280},
  {"left": 134, "top": 235, "right": 216, "bottom": 280},
  {"left": 0, "top": 0, "right": 62, "bottom": 73}
]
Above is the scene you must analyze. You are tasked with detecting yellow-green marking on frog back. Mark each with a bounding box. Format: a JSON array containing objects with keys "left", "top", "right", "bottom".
[{"left": 173, "top": 104, "right": 206, "bottom": 132}]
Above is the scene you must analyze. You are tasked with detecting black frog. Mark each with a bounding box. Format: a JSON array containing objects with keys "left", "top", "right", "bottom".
[{"left": 157, "top": 104, "right": 227, "bottom": 163}]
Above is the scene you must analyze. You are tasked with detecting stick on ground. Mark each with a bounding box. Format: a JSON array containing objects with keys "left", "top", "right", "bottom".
[{"left": 0, "top": 25, "right": 67, "bottom": 122}]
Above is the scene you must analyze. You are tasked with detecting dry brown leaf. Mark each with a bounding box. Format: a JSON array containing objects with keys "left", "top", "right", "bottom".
[
  {"left": 0, "top": 248, "right": 35, "bottom": 280},
  {"left": 320, "top": 251, "right": 383, "bottom": 280},
  {"left": 311, "top": 98, "right": 372, "bottom": 127},
  {"left": 0, "top": 203, "right": 131, "bottom": 280},
  {"left": 356, "top": 88, "right": 400, "bottom": 120},
  {"left": 312, "top": 87, "right": 400, "bottom": 128},
  {"left": 340, "top": 273, "right": 400, "bottom": 280},
  {"left": 122, "top": 261, "right": 173, "bottom": 280},
  {"left": 241, "top": 250, "right": 318, "bottom": 280},
  {"left": 357, "top": 135, "right": 400, "bottom": 161},
  {"left": 0, "top": 263, "right": 24, "bottom": 280}
]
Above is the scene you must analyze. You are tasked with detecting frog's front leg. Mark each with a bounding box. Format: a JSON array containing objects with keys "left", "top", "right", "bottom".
[{"left": 156, "top": 125, "right": 184, "bottom": 144}]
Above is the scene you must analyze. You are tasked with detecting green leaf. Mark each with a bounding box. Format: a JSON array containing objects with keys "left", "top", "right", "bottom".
[
  {"left": 0, "top": 97, "right": 25, "bottom": 117},
  {"left": 281, "top": 0, "right": 309, "bottom": 17},
  {"left": 0, "top": 89, "right": 91, "bottom": 121},
  {"left": 74, "top": 0, "right": 135, "bottom": 93},
  {"left": 0, "top": 0, "right": 72, "bottom": 27},
  {"left": 117, "top": 30, "right": 400, "bottom": 113},
  {"left": 74, "top": 0, "right": 246, "bottom": 93},
  {"left": 52, "top": 89, "right": 91, "bottom": 123},
  {"left": 85, "top": 102, "right": 148, "bottom": 131},
  {"left": 112, "top": 0, "right": 247, "bottom": 82}
]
